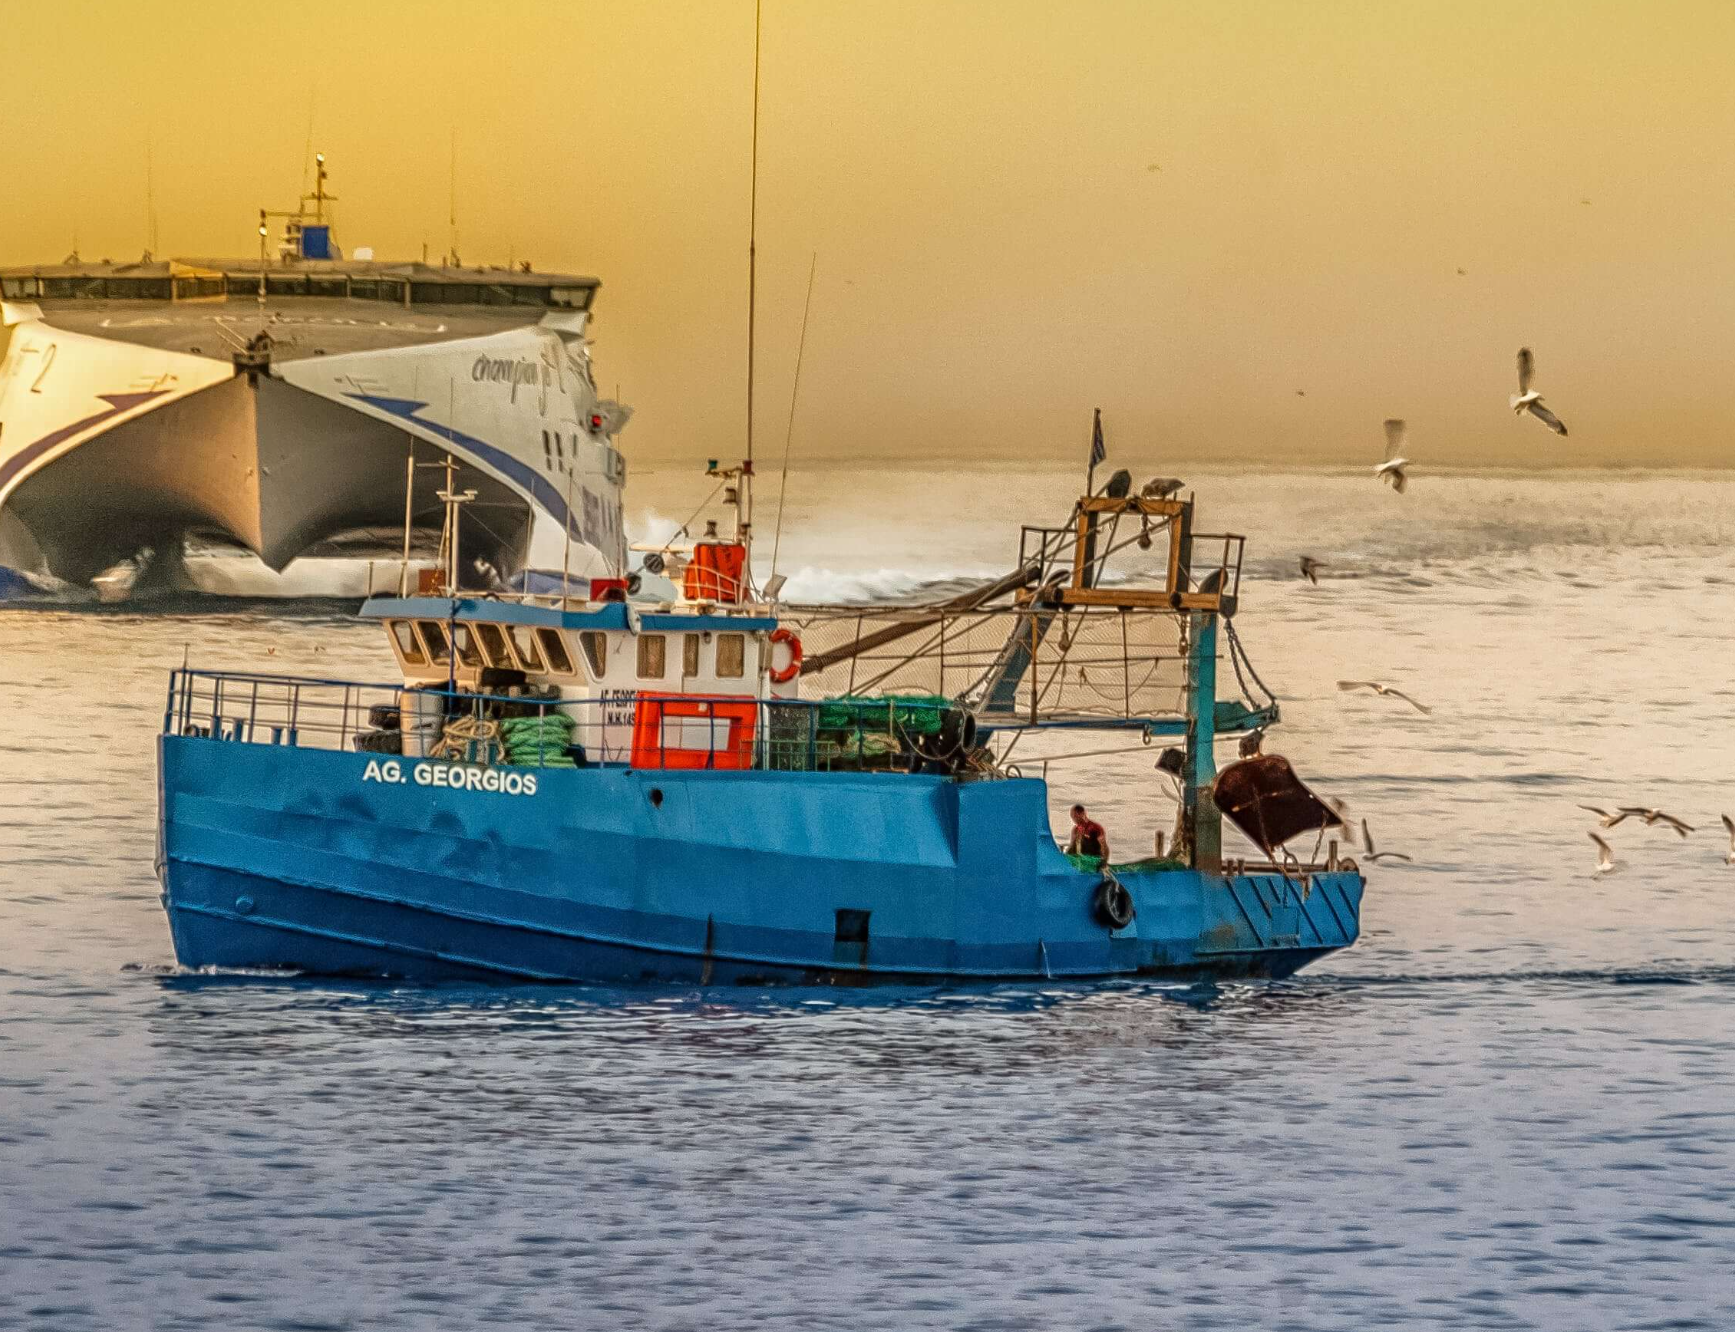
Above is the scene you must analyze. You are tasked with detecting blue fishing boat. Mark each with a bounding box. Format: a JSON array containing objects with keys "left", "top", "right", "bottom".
[{"left": 155, "top": 472, "right": 1364, "bottom": 984}]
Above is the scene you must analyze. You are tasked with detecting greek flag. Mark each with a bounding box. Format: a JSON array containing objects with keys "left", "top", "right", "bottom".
[{"left": 1089, "top": 408, "right": 1106, "bottom": 468}]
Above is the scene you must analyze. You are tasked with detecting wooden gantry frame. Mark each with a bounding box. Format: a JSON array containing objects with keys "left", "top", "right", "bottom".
[{"left": 1015, "top": 495, "right": 1243, "bottom": 614}]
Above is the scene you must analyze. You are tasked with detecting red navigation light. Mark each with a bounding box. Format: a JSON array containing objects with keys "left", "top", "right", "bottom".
[{"left": 590, "top": 413, "right": 603, "bottom": 430}]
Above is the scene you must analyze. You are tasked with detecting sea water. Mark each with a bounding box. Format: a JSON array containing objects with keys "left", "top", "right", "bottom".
[{"left": 2, "top": 466, "right": 1732, "bottom": 1329}]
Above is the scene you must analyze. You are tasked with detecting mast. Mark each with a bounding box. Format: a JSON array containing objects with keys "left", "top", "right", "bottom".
[{"left": 742, "top": 0, "right": 763, "bottom": 555}]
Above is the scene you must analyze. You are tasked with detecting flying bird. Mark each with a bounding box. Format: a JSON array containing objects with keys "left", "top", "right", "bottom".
[
  {"left": 1512, "top": 347, "right": 1569, "bottom": 435},
  {"left": 1722, "top": 814, "right": 1734, "bottom": 865},
  {"left": 1375, "top": 419, "right": 1410, "bottom": 492},
  {"left": 1299, "top": 555, "right": 1327, "bottom": 585},
  {"left": 1337, "top": 680, "right": 1432, "bottom": 714},
  {"left": 1362, "top": 820, "right": 1411, "bottom": 863},
  {"left": 1620, "top": 807, "right": 1694, "bottom": 838},
  {"left": 1578, "top": 804, "right": 1635, "bottom": 829},
  {"left": 1590, "top": 831, "right": 1618, "bottom": 876}
]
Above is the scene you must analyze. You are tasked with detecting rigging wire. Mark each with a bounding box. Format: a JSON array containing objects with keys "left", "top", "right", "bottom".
[
  {"left": 1224, "top": 618, "right": 1278, "bottom": 709},
  {"left": 769, "top": 252, "right": 819, "bottom": 586}
]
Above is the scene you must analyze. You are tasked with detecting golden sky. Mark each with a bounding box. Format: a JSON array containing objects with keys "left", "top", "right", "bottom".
[{"left": 4, "top": 1, "right": 1732, "bottom": 467}]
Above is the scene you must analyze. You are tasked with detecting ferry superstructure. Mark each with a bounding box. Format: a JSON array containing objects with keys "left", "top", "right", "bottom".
[{"left": 0, "top": 181, "right": 629, "bottom": 599}]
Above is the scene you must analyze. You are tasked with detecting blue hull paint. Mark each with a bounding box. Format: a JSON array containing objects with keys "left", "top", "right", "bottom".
[
  {"left": 0, "top": 565, "right": 46, "bottom": 601},
  {"left": 157, "top": 736, "right": 1363, "bottom": 985}
]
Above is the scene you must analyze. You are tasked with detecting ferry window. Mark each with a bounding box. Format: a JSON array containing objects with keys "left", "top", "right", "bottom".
[
  {"left": 389, "top": 621, "right": 426, "bottom": 665},
  {"left": 555, "top": 434, "right": 565, "bottom": 465},
  {"left": 682, "top": 634, "right": 701, "bottom": 677},
  {"left": 506, "top": 624, "right": 545, "bottom": 672},
  {"left": 542, "top": 430, "right": 553, "bottom": 470},
  {"left": 473, "top": 621, "right": 511, "bottom": 669},
  {"left": 717, "top": 633, "right": 746, "bottom": 679},
  {"left": 537, "top": 628, "right": 576, "bottom": 676},
  {"left": 453, "top": 625, "right": 483, "bottom": 668},
  {"left": 577, "top": 631, "right": 607, "bottom": 677},
  {"left": 637, "top": 634, "right": 666, "bottom": 679},
  {"left": 417, "top": 621, "right": 451, "bottom": 664},
  {"left": 549, "top": 286, "right": 594, "bottom": 310}
]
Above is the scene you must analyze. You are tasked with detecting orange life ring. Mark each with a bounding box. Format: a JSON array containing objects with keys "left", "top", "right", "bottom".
[{"left": 768, "top": 628, "right": 803, "bottom": 683}]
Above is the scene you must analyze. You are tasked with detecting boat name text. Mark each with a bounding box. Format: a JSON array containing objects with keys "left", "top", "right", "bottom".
[{"left": 361, "top": 758, "right": 538, "bottom": 796}]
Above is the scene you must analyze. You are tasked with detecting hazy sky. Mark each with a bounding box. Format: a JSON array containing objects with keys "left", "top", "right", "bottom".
[{"left": 5, "top": 1, "right": 1733, "bottom": 467}]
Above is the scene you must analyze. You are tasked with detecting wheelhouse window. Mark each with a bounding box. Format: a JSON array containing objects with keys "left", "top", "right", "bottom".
[
  {"left": 473, "top": 621, "right": 511, "bottom": 669},
  {"left": 683, "top": 634, "right": 701, "bottom": 678},
  {"left": 637, "top": 634, "right": 666, "bottom": 679},
  {"left": 452, "top": 625, "right": 484, "bottom": 668},
  {"left": 416, "top": 621, "right": 451, "bottom": 664},
  {"left": 716, "top": 633, "right": 746, "bottom": 679},
  {"left": 389, "top": 620, "right": 426, "bottom": 666},
  {"left": 537, "top": 628, "right": 576, "bottom": 677},
  {"left": 506, "top": 624, "right": 545, "bottom": 672},
  {"left": 577, "top": 631, "right": 607, "bottom": 677}
]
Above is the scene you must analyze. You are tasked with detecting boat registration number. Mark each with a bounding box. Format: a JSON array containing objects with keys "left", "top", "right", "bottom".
[{"left": 361, "top": 758, "right": 539, "bottom": 796}]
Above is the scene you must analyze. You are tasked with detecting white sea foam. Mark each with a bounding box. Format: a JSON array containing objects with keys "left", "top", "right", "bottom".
[{"left": 772, "top": 565, "right": 1000, "bottom": 605}]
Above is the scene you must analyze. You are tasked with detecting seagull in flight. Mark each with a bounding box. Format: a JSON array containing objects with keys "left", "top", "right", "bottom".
[
  {"left": 1299, "top": 555, "right": 1327, "bottom": 585},
  {"left": 1512, "top": 347, "right": 1569, "bottom": 435},
  {"left": 1362, "top": 820, "right": 1411, "bottom": 863},
  {"left": 1375, "top": 419, "right": 1410, "bottom": 493},
  {"left": 1590, "top": 831, "right": 1618, "bottom": 876},
  {"left": 1620, "top": 807, "right": 1694, "bottom": 838},
  {"left": 1337, "top": 680, "right": 1432, "bottom": 714},
  {"left": 1578, "top": 804, "right": 1635, "bottom": 829},
  {"left": 1722, "top": 814, "right": 1734, "bottom": 865}
]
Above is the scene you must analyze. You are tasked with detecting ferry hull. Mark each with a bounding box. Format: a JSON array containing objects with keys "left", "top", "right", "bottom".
[{"left": 157, "top": 736, "right": 1363, "bottom": 985}]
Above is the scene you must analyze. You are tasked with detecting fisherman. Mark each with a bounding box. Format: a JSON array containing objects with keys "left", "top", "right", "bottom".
[{"left": 1066, "top": 804, "right": 1110, "bottom": 862}]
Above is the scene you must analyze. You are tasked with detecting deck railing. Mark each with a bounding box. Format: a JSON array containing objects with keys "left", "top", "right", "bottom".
[{"left": 162, "top": 669, "right": 979, "bottom": 776}]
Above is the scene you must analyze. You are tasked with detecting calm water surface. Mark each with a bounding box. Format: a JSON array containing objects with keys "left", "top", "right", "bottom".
[{"left": 2, "top": 468, "right": 1733, "bottom": 1329}]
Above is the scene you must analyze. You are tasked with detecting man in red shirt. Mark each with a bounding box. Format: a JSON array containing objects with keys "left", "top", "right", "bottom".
[{"left": 1067, "top": 804, "right": 1110, "bottom": 862}]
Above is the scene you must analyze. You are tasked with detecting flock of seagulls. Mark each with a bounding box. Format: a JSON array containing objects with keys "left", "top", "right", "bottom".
[
  {"left": 1366, "top": 347, "right": 1571, "bottom": 497},
  {"left": 1289, "top": 349, "right": 1719, "bottom": 884},
  {"left": 1577, "top": 805, "right": 1731, "bottom": 877}
]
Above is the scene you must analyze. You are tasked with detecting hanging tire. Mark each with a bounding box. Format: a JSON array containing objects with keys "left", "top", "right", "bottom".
[{"left": 1093, "top": 878, "right": 1135, "bottom": 929}]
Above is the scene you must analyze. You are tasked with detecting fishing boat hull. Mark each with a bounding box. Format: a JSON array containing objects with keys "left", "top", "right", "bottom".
[{"left": 156, "top": 736, "right": 1363, "bottom": 985}]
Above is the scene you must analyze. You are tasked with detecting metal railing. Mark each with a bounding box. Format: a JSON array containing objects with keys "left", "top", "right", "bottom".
[{"left": 162, "top": 669, "right": 982, "bottom": 776}]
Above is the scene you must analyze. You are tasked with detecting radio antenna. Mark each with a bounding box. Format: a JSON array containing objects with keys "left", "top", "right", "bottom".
[
  {"left": 447, "top": 128, "right": 458, "bottom": 267},
  {"left": 144, "top": 128, "right": 158, "bottom": 259}
]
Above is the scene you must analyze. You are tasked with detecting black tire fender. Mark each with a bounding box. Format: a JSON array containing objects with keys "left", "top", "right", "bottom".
[{"left": 1093, "top": 877, "right": 1135, "bottom": 929}]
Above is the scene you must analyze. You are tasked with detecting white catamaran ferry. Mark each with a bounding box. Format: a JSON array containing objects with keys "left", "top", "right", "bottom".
[{"left": 0, "top": 157, "right": 629, "bottom": 600}]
